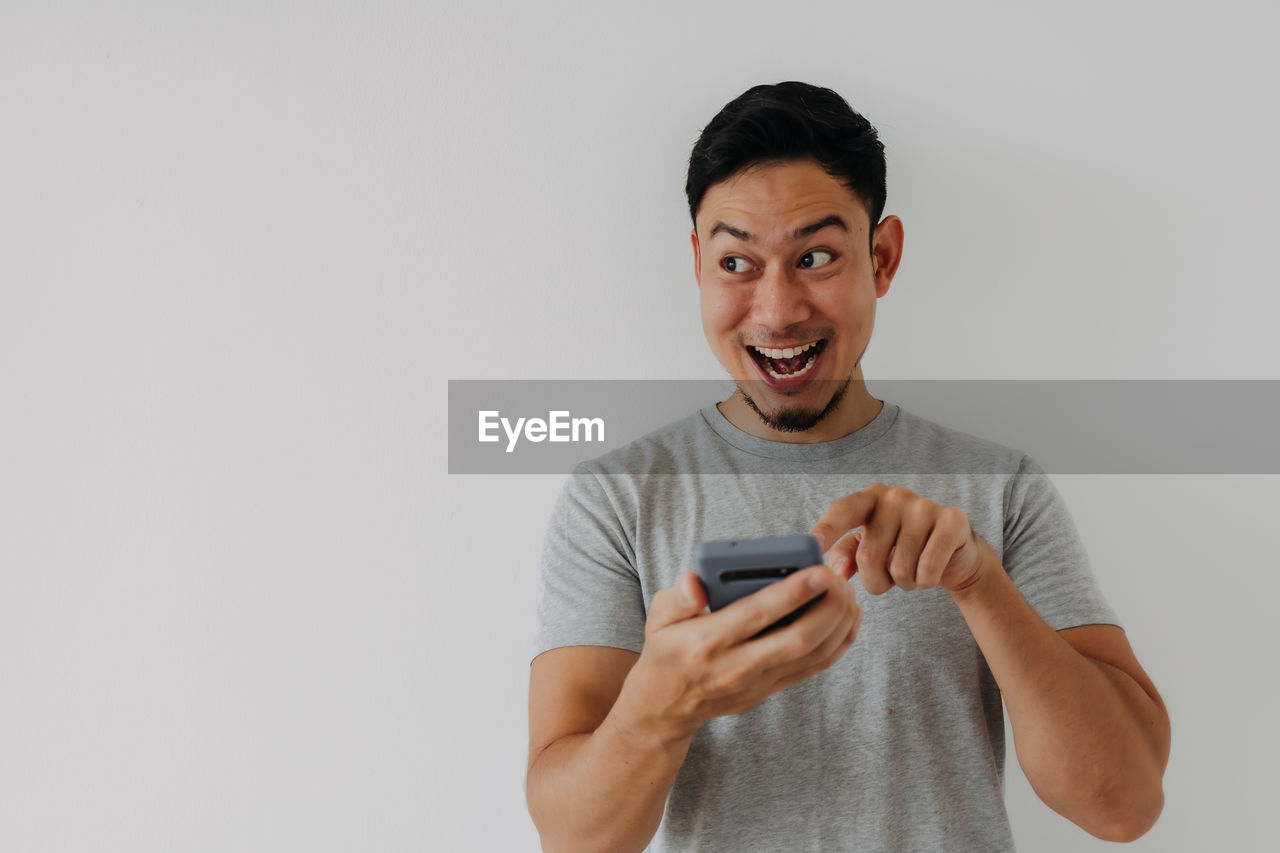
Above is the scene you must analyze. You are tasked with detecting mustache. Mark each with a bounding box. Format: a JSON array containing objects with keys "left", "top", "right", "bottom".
[{"left": 740, "top": 330, "right": 833, "bottom": 348}]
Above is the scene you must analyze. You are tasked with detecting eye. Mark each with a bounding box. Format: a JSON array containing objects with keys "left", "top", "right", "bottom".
[
  {"left": 721, "top": 256, "right": 757, "bottom": 273},
  {"left": 799, "top": 250, "right": 835, "bottom": 269}
]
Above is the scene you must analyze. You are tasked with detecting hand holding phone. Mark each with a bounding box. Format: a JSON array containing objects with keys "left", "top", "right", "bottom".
[
  {"left": 695, "top": 534, "right": 826, "bottom": 630},
  {"left": 620, "top": 534, "right": 861, "bottom": 737}
]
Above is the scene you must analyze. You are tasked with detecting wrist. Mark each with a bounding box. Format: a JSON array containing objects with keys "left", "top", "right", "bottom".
[
  {"left": 611, "top": 662, "right": 700, "bottom": 751},
  {"left": 947, "top": 536, "right": 1003, "bottom": 605}
]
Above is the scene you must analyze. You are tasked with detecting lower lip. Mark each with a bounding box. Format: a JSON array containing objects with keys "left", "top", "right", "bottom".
[{"left": 746, "top": 344, "right": 826, "bottom": 393}]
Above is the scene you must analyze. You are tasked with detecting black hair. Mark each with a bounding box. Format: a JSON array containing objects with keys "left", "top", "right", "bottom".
[{"left": 685, "top": 82, "right": 886, "bottom": 240}]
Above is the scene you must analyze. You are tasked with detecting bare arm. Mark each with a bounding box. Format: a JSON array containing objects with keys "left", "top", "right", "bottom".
[
  {"left": 950, "top": 550, "right": 1171, "bottom": 841},
  {"left": 527, "top": 646, "right": 694, "bottom": 853},
  {"left": 526, "top": 566, "right": 861, "bottom": 852},
  {"left": 811, "top": 482, "right": 1170, "bottom": 843}
]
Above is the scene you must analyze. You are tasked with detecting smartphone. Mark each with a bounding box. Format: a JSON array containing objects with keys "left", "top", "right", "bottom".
[{"left": 694, "top": 534, "right": 825, "bottom": 630}]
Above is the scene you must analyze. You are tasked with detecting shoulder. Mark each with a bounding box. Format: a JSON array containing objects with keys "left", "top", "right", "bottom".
[
  {"left": 571, "top": 408, "right": 723, "bottom": 479},
  {"left": 886, "top": 405, "right": 1028, "bottom": 476}
]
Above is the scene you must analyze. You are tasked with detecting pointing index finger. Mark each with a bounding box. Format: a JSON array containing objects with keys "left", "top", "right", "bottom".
[{"left": 809, "top": 488, "right": 880, "bottom": 553}]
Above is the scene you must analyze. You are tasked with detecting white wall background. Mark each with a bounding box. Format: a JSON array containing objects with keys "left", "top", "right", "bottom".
[{"left": 2, "top": 1, "right": 1277, "bottom": 850}]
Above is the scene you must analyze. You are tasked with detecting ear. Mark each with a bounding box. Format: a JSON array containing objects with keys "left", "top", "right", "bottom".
[
  {"left": 870, "top": 215, "right": 904, "bottom": 298},
  {"left": 690, "top": 227, "right": 702, "bottom": 288}
]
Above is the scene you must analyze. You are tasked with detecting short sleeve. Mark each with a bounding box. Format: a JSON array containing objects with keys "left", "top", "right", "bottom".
[
  {"left": 1002, "top": 455, "right": 1121, "bottom": 631},
  {"left": 531, "top": 463, "right": 646, "bottom": 661}
]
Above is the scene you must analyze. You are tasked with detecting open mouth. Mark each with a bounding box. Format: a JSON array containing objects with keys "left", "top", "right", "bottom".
[{"left": 746, "top": 339, "right": 827, "bottom": 381}]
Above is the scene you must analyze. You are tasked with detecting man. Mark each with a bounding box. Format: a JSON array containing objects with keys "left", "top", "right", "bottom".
[{"left": 526, "top": 82, "right": 1169, "bottom": 852}]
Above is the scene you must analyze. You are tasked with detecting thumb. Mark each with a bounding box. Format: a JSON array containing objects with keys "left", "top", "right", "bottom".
[
  {"left": 647, "top": 572, "right": 708, "bottom": 633},
  {"left": 829, "top": 531, "right": 863, "bottom": 580}
]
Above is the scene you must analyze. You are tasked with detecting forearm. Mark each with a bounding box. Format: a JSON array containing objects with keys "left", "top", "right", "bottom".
[
  {"left": 950, "top": 555, "right": 1167, "bottom": 841},
  {"left": 527, "top": 677, "right": 695, "bottom": 853}
]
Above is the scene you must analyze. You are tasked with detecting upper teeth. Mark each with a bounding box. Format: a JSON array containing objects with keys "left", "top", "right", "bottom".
[{"left": 752, "top": 342, "right": 819, "bottom": 359}]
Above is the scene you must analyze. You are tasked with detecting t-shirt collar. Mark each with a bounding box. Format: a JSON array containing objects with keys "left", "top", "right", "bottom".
[{"left": 700, "top": 399, "right": 900, "bottom": 461}]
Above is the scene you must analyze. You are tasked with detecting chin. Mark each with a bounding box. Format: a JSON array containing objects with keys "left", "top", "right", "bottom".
[{"left": 735, "top": 376, "right": 852, "bottom": 433}]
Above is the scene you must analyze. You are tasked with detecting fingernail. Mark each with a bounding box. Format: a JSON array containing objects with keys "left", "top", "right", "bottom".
[{"left": 833, "top": 555, "right": 849, "bottom": 576}]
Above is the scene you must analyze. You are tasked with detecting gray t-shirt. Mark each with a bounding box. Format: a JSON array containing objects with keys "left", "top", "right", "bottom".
[{"left": 533, "top": 400, "right": 1119, "bottom": 852}]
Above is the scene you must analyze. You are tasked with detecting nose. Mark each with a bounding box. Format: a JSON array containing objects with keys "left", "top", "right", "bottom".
[{"left": 751, "top": 264, "right": 811, "bottom": 331}]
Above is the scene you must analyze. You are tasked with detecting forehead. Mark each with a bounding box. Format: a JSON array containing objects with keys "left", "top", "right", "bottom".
[{"left": 697, "top": 159, "right": 869, "bottom": 245}]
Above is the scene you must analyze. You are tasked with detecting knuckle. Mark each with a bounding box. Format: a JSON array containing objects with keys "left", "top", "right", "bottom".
[
  {"left": 790, "top": 660, "right": 822, "bottom": 685},
  {"left": 820, "top": 636, "right": 846, "bottom": 669},
  {"left": 717, "top": 665, "right": 753, "bottom": 696},
  {"left": 883, "top": 485, "right": 908, "bottom": 505},
  {"left": 699, "top": 668, "right": 727, "bottom": 697},
  {"left": 941, "top": 505, "right": 967, "bottom": 527},
  {"left": 708, "top": 672, "right": 735, "bottom": 697},
  {"left": 905, "top": 499, "right": 934, "bottom": 524},
  {"left": 808, "top": 651, "right": 834, "bottom": 675},
  {"left": 816, "top": 620, "right": 844, "bottom": 654},
  {"left": 775, "top": 668, "right": 809, "bottom": 692},
  {"left": 801, "top": 568, "right": 830, "bottom": 594},
  {"left": 826, "top": 630, "right": 850, "bottom": 661},
  {"left": 779, "top": 631, "right": 811, "bottom": 661},
  {"left": 688, "top": 637, "right": 716, "bottom": 667},
  {"left": 738, "top": 602, "right": 772, "bottom": 637}
]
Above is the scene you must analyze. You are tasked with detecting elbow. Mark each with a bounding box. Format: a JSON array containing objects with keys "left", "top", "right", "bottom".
[
  {"left": 526, "top": 772, "right": 639, "bottom": 853},
  {"left": 525, "top": 768, "right": 559, "bottom": 852},
  {"left": 528, "top": 823, "right": 638, "bottom": 853},
  {"left": 1076, "top": 718, "right": 1171, "bottom": 842},
  {"left": 1085, "top": 785, "right": 1165, "bottom": 843},
  {"left": 525, "top": 784, "right": 569, "bottom": 853}
]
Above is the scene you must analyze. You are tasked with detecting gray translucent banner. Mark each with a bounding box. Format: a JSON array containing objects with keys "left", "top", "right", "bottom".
[{"left": 448, "top": 380, "right": 1280, "bottom": 474}]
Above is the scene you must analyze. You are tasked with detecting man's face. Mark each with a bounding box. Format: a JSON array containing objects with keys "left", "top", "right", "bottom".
[{"left": 692, "top": 158, "right": 900, "bottom": 436}]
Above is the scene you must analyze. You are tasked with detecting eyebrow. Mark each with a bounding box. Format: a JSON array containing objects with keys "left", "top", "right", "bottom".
[{"left": 709, "top": 214, "right": 849, "bottom": 243}]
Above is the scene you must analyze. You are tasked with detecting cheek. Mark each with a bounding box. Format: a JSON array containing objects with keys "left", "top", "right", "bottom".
[
  {"left": 828, "top": 277, "right": 875, "bottom": 320},
  {"left": 701, "top": 284, "right": 750, "bottom": 333},
  {"left": 848, "top": 291, "right": 875, "bottom": 331}
]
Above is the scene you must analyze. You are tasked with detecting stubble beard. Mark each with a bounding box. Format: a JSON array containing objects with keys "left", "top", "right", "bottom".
[{"left": 736, "top": 376, "right": 852, "bottom": 433}]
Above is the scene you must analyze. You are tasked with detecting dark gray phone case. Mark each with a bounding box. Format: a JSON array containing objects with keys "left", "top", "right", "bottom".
[{"left": 694, "top": 534, "right": 824, "bottom": 618}]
